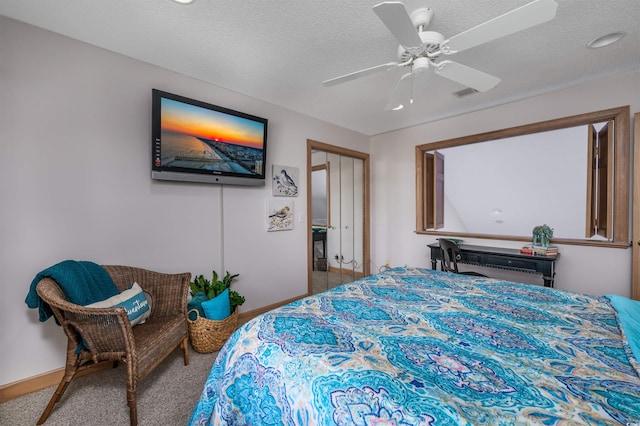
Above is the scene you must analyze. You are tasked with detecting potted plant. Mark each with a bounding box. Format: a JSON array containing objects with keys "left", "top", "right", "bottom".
[
  {"left": 187, "top": 270, "right": 245, "bottom": 353},
  {"left": 189, "top": 270, "right": 245, "bottom": 320}
]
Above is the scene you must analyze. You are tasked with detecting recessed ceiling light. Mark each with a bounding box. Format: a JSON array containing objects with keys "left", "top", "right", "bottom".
[
  {"left": 587, "top": 32, "right": 626, "bottom": 49},
  {"left": 173, "top": 0, "right": 195, "bottom": 4}
]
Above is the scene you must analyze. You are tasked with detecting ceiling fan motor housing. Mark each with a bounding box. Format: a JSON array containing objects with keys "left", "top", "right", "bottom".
[{"left": 398, "top": 31, "right": 445, "bottom": 62}]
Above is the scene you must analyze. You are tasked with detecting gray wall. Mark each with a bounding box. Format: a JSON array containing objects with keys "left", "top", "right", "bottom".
[{"left": 0, "top": 16, "right": 369, "bottom": 386}]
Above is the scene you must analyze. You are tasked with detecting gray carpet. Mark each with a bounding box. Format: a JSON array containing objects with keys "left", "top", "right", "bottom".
[
  {"left": 311, "top": 270, "right": 358, "bottom": 295},
  {"left": 0, "top": 348, "right": 218, "bottom": 426}
]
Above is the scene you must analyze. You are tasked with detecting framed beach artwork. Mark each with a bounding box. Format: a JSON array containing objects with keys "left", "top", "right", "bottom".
[
  {"left": 267, "top": 199, "right": 294, "bottom": 232},
  {"left": 272, "top": 165, "right": 299, "bottom": 196}
]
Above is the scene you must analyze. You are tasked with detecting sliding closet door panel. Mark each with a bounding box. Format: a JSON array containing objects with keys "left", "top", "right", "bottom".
[
  {"left": 353, "top": 158, "right": 364, "bottom": 276},
  {"left": 340, "top": 156, "right": 354, "bottom": 279},
  {"left": 311, "top": 150, "right": 329, "bottom": 294}
]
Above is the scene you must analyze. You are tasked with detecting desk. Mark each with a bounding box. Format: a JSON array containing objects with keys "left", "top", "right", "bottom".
[{"left": 427, "top": 242, "right": 559, "bottom": 288}]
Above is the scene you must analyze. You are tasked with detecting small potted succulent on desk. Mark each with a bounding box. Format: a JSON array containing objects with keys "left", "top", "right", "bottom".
[{"left": 186, "top": 270, "right": 245, "bottom": 353}]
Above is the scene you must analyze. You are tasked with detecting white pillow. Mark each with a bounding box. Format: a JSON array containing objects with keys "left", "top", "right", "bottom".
[{"left": 86, "top": 282, "right": 151, "bottom": 326}]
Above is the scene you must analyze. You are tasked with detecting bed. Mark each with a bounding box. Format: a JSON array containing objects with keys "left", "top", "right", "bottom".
[{"left": 189, "top": 267, "right": 640, "bottom": 425}]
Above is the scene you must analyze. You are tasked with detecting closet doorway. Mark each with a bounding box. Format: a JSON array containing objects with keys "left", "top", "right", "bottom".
[{"left": 307, "top": 140, "right": 370, "bottom": 295}]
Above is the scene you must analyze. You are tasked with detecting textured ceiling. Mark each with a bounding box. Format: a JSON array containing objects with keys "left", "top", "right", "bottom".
[{"left": 1, "top": 0, "right": 639, "bottom": 136}]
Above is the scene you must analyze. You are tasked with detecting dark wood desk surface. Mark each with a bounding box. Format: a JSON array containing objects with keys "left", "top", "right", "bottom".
[{"left": 427, "top": 242, "right": 559, "bottom": 287}]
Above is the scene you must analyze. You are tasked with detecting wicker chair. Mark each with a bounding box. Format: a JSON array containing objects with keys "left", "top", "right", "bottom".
[{"left": 35, "top": 265, "right": 191, "bottom": 426}]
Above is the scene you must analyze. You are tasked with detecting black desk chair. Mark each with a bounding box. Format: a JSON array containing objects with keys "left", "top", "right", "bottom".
[{"left": 439, "top": 239, "right": 488, "bottom": 277}]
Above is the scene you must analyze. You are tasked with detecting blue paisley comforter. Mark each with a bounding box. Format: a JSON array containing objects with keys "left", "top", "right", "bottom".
[{"left": 189, "top": 267, "right": 640, "bottom": 425}]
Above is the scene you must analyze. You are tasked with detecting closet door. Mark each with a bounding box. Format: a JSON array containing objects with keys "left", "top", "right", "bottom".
[
  {"left": 308, "top": 140, "right": 369, "bottom": 296},
  {"left": 310, "top": 150, "right": 330, "bottom": 294},
  {"left": 338, "top": 156, "right": 364, "bottom": 283},
  {"left": 325, "top": 153, "right": 359, "bottom": 289}
]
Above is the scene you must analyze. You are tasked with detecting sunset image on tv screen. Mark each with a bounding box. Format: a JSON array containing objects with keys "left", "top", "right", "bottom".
[{"left": 159, "top": 98, "right": 265, "bottom": 175}]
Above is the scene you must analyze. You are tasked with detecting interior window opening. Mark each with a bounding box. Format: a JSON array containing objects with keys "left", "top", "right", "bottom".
[{"left": 414, "top": 106, "right": 629, "bottom": 248}]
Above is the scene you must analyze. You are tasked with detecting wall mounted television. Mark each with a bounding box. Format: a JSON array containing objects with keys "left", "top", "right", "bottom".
[{"left": 151, "top": 89, "right": 268, "bottom": 186}]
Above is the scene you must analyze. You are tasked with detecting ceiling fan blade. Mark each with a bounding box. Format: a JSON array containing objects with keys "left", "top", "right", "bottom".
[
  {"left": 373, "top": 1, "right": 423, "bottom": 48},
  {"left": 385, "top": 72, "right": 413, "bottom": 110},
  {"left": 442, "top": 0, "right": 558, "bottom": 54},
  {"left": 435, "top": 61, "right": 501, "bottom": 92},
  {"left": 323, "top": 62, "right": 400, "bottom": 87}
]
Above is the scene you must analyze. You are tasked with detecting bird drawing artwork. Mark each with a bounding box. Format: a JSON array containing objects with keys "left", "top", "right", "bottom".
[
  {"left": 269, "top": 205, "right": 290, "bottom": 219},
  {"left": 268, "top": 204, "right": 293, "bottom": 231},
  {"left": 273, "top": 167, "right": 298, "bottom": 196}
]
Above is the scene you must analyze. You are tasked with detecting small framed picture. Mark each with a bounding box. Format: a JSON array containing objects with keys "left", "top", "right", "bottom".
[
  {"left": 272, "top": 165, "right": 299, "bottom": 196},
  {"left": 267, "top": 199, "right": 294, "bottom": 231}
]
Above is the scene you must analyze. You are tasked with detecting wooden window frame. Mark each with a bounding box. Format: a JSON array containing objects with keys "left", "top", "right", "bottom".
[{"left": 415, "top": 106, "right": 630, "bottom": 248}]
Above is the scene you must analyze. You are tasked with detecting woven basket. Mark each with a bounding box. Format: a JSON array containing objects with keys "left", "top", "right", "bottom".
[{"left": 187, "top": 307, "right": 238, "bottom": 353}]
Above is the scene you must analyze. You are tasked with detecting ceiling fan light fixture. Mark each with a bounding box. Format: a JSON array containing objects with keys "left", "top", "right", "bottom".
[
  {"left": 587, "top": 32, "right": 626, "bottom": 49},
  {"left": 172, "top": 0, "right": 195, "bottom": 4},
  {"left": 412, "top": 57, "right": 430, "bottom": 74},
  {"left": 392, "top": 104, "right": 404, "bottom": 111}
]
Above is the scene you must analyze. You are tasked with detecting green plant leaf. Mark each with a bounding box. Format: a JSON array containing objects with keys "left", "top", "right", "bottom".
[
  {"left": 223, "top": 272, "right": 239, "bottom": 288},
  {"left": 229, "top": 290, "right": 245, "bottom": 312},
  {"left": 191, "top": 269, "right": 243, "bottom": 303},
  {"left": 189, "top": 274, "right": 210, "bottom": 296}
]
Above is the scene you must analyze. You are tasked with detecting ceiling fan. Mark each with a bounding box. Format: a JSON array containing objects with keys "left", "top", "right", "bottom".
[{"left": 323, "top": 0, "right": 558, "bottom": 110}]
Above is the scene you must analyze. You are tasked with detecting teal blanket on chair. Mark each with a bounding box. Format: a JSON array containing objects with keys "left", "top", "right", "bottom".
[{"left": 25, "top": 260, "right": 120, "bottom": 322}]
